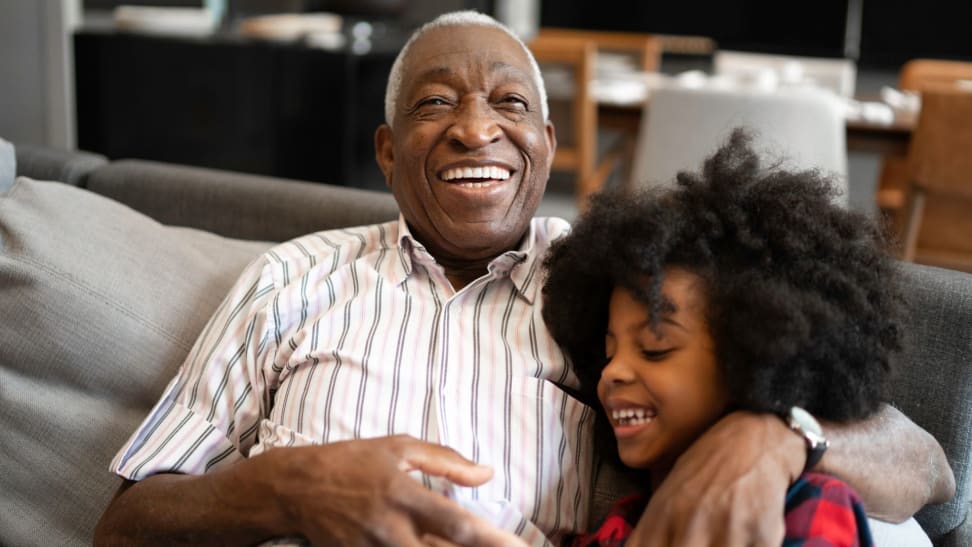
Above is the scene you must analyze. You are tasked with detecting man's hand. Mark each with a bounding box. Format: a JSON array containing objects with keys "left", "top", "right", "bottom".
[
  {"left": 269, "top": 435, "right": 527, "bottom": 546},
  {"left": 627, "top": 411, "right": 804, "bottom": 546},
  {"left": 96, "top": 435, "right": 527, "bottom": 547}
]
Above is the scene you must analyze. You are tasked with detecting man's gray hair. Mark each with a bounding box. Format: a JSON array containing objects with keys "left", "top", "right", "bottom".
[{"left": 383, "top": 10, "right": 548, "bottom": 127}]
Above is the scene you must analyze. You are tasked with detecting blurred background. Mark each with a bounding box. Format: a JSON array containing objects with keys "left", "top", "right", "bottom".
[{"left": 2, "top": 0, "right": 971, "bottom": 223}]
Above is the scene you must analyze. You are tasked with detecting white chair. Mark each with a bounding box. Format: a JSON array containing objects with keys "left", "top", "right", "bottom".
[
  {"left": 628, "top": 85, "right": 849, "bottom": 206},
  {"left": 713, "top": 50, "right": 857, "bottom": 97}
]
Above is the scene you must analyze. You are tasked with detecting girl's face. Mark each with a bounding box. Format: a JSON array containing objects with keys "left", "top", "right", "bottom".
[{"left": 598, "top": 268, "right": 731, "bottom": 476}]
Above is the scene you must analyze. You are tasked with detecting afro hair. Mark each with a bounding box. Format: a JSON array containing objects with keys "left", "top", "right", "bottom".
[{"left": 541, "top": 128, "right": 904, "bottom": 423}]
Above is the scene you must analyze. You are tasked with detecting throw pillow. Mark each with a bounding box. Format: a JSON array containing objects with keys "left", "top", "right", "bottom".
[{"left": 0, "top": 177, "right": 271, "bottom": 546}]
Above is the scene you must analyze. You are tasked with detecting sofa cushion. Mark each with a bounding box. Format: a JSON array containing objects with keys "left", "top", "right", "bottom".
[{"left": 0, "top": 177, "right": 271, "bottom": 546}]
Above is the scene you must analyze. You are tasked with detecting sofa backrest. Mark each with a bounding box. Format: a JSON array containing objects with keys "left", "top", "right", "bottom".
[
  {"left": 13, "top": 142, "right": 107, "bottom": 187},
  {"left": 84, "top": 159, "right": 400, "bottom": 242},
  {"left": 890, "top": 262, "right": 972, "bottom": 541}
]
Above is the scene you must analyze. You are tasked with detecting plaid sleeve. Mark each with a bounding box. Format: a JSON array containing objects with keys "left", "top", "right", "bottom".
[
  {"left": 784, "top": 472, "right": 875, "bottom": 547},
  {"left": 568, "top": 494, "right": 648, "bottom": 547}
]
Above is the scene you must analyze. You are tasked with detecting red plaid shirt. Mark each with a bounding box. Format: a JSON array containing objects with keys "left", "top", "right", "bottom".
[{"left": 571, "top": 472, "right": 874, "bottom": 546}]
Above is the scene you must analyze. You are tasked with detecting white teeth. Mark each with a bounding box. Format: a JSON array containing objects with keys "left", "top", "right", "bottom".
[
  {"left": 611, "top": 408, "right": 655, "bottom": 426},
  {"left": 440, "top": 166, "right": 511, "bottom": 181}
]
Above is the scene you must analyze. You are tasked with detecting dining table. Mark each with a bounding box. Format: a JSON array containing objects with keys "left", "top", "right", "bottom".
[{"left": 588, "top": 70, "right": 919, "bottom": 165}]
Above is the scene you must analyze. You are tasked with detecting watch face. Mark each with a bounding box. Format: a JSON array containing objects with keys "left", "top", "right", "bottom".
[{"left": 791, "top": 406, "right": 823, "bottom": 436}]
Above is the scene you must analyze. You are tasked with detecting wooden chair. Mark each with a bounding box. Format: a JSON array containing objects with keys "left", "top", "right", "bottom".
[
  {"left": 876, "top": 59, "right": 972, "bottom": 236},
  {"left": 528, "top": 30, "right": 662, "bottom": 208},
  {"left": 526, "top": 35, "right": 612, "bottom": 208},
  {"left": 899, "top": 86, "right": 972, "bottom": 273},
  {"left": 900, "top": 59, "right": 972, "bottom": 90},
  {"left": 533, "top": 27, "right": 662, "bottom": 72}
]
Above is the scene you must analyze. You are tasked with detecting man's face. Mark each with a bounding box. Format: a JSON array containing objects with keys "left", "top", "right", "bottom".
[{"left": 375, "top": 24, "right": 556, "bottom": 263}]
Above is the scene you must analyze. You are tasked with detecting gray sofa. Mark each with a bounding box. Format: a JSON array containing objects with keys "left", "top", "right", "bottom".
[{"left": 0, "top": 139, "right": 970, "bottom": 546}]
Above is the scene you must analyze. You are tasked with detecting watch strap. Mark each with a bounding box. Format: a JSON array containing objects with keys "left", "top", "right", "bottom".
[{"left": 786, "top": 407, "right": 830, "bottom": 473}]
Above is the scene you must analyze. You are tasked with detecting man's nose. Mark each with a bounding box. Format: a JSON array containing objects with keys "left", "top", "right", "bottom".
[{"left": 447, "top": 99, "right": 502, "bottom": 149}]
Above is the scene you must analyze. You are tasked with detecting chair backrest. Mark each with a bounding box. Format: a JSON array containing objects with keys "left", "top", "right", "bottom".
[
  {"left": 535, "top": 27, "right": 662, "bottom": 73},
  {"left": 908, "top": 87, "right": 972, "bottom": 195},
  {"left": 628, "top": 85, "right": 848, "bottom": 206},
  {"left": 900, "top": 59, "right": 972, "bottom": 91},
  {"left": 876, "top": 59, "right": 972, "bottom": 242},
  {"left": 900, "top": 87, "right": 972, "bottom": 271},
  {"left": 713, "top": 50, "right": 857, "bottom": 97}
]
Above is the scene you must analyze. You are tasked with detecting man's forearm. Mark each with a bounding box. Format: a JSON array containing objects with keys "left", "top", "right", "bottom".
[
  {"left": 818, "top": 404, "right": 956, "bottom": 522},
  {"left": 94, "top": 436, "right": 513, "bottom": 546},
  {"left": 94, "top": 455, "right": 290, "bottom": 546}
]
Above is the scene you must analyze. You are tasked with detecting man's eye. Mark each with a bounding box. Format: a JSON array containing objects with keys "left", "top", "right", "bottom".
[
  {"left": 498, "top": 95, "right": 528, "bottom": 109},
  {"left": 420, "top": 97, "right": 449, "bottom": 107}
]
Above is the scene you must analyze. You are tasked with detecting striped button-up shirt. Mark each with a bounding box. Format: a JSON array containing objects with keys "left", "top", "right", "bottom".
[{"left": 111, "top": 216, "right": 595, "bottom": 546}]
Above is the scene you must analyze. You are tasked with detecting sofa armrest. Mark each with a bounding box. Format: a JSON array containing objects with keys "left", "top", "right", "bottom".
[
  {"left": 85, "top": 159, "right": 400, "bottom": 241},
  {"left": 890, "top": 262, "right": 972, "bottom": 542},
  {"left": 938, "top": 502, "right": 971, "bottom": 547}
]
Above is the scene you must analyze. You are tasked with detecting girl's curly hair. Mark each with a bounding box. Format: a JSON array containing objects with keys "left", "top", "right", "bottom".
[{"left": 542, "top": 129, "right": 903, "bottom": 422}]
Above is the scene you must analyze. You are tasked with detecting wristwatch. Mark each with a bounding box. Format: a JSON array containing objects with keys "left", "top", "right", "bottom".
[{"left": 785, "top": 406, "right": 830, "bottom": 473}]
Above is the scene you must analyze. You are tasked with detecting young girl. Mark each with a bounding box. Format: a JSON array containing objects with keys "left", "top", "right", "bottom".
[{"left": 542, "top": 130, "right": 904, "bottom": 546}]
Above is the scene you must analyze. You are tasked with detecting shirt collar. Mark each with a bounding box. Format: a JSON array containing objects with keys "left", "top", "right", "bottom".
[
  {"left": 380, "top": 215, "right": 569, "bottom": 303},
  {"left": 376, "top": 215, "right": 414, "bottom": 286}
]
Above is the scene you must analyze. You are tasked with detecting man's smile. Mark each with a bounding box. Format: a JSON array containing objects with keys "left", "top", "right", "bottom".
[
  {"left": 437, "top": 161, "right": 515, "bottom": 188},
  {"left": 440, "top": 165, "right": 511, "bottom": 183}
]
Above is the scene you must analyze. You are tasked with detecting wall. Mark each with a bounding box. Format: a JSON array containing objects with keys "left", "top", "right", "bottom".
[{"left": 0, "top": 0, "right": 81, "bottom": 149}]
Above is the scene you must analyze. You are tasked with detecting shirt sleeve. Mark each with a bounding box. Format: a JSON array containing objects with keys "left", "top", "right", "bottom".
[
  {"left": 784, "top": 472, "right": 875, "bottom": 547},
  {"left": 110, "top": 254, "right": 277, "bottom": 480},
  {"left": 567, "top": 493, "right": 648, "bottom": 547}
]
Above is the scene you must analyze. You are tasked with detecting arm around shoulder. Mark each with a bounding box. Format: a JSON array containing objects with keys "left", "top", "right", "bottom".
[{"left": 818, "top": 403, "right": 956, "bottom": 522}]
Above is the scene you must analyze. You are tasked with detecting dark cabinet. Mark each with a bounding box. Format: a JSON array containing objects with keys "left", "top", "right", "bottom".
[{"left": 74, "top": 28, "right": 399, "bottom": 188}]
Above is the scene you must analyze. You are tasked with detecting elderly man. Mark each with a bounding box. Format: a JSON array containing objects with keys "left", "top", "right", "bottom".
[{"left": 95, "top": 10, "right": 953, "bottom": 547}]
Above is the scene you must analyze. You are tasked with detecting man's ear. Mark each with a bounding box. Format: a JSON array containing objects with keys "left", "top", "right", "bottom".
[
  {"left": 544, "top": 120, "right": 557, "bottom": 167},
  {"left": 375, "top": 124, "right": 394, "bottom": 188}
]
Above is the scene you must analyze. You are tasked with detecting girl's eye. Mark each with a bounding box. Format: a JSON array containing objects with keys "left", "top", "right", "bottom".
[{"left": 641, "top": 349, "right": 673, "bottom": 361}]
